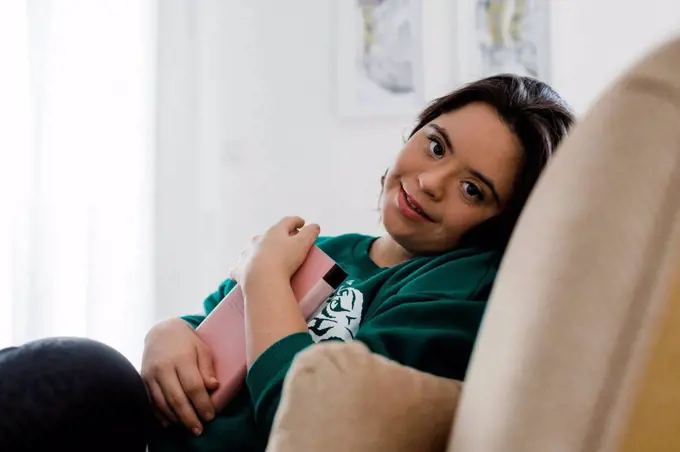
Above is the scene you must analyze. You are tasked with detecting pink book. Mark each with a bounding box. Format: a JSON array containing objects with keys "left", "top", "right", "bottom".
[{"left": 195, "top": 245, "right": 346, "bottom": 412}]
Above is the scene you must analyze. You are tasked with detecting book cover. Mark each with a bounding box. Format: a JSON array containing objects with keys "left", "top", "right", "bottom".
[{"left": 195, "top": 245, "right": 347, "bottom": 412}]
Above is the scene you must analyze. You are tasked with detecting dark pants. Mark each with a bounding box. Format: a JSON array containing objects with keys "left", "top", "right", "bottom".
[{"left": 0, "top": 337, "right": 152, "bottom": 452}]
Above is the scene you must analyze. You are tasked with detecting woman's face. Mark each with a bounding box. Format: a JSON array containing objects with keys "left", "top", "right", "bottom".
[{"left": 381, "top": 102, "right": 523, "bottom": 254}]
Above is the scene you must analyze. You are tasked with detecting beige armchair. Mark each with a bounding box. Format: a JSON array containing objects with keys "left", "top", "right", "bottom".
[{"left": 266, "top": 34, "right": 680, "bottom": 452}]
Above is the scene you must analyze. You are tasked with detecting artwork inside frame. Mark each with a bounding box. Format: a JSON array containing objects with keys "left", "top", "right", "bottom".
[
  {"left": 334, "top": 0, "right": 425, "bottom": 118},
  {"left": 468, "top": 0, "right": 552, "bottom": 82}
]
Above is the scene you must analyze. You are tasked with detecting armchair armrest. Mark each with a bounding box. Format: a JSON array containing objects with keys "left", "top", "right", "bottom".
[{"left": 267, "top": 341, "right": 461, "bottom": 452}]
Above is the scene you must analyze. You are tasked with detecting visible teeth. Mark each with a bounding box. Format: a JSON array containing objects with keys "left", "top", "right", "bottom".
[{"left": 405, "top": 194, "right": 425, "bottom": 216}]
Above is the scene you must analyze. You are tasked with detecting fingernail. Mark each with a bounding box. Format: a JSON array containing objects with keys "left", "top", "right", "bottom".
[
  {"left": 210, "top": 377, "right": 218, "bottom": 385},
  {"left": 193, "top": 426, "right": 202, "bottom": 436},
  {"left": 204, "top": 411, "right": 214, "bottom": 421}
]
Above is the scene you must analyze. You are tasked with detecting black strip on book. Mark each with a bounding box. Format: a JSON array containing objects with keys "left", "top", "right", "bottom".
[{"left": 323, "top": 264, "right": 347, "bottom": 289}]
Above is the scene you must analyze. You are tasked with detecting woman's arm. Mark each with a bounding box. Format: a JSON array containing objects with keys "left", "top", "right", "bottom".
[
  {"left": 245, "top": 293, "right": 488, "bottom": 439},
  {"left": 243, "top": 275, "right": 308, "bottom": 367},
  {"left": 233, "top": 216, "right": 320, "bottom": 366}
]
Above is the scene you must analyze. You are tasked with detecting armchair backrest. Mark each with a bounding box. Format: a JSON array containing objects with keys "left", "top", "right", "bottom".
[{"left": 449, "top": 35, "right": 680, "bottom": 452}]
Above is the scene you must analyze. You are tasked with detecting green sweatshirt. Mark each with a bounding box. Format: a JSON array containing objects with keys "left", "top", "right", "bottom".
[{"left": 149, "top": 233, "right": 501, "bottom": 452}]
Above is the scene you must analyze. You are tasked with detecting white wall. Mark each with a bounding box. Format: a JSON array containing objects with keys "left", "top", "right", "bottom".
[
  {"left": 154, "top": 0, "right": 680, "bottom": 320},
  {"left": 551, "top": 0, "right": 680, "bottom": 113}
]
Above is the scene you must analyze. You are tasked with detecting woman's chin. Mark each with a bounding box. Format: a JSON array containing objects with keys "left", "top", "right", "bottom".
[
  {"left": 382, "top": 213, "right": 458, "bottom": 256},
  {"left": 382, "top": 221, "right": 431, "bottom": 256}
]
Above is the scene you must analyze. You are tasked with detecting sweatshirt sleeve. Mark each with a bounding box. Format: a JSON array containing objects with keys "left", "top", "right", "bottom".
[
  {"left": 180, "top": 278, "right": 237, "bottom": 329},
  {"left": 245, "top": 332, "right": 315, "bottom": 432},
  {"left": 245, "top": 268, "right": 494, "bottom": 438}
]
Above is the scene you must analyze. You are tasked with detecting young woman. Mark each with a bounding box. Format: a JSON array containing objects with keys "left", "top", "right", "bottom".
[
  {"left": 142, "top": 74, "right": 575, "bottom": 452},
  {"left": 0, "top": 74, "right": 573, "bottom": 452}
]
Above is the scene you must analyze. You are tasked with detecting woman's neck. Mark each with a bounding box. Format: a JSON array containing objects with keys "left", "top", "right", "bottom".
[{"left": 369, "top": 235, "right": 414, "bottom": 268}]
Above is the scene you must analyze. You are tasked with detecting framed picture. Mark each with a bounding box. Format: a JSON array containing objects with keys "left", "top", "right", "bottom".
[
  {"left": 457, "top": 0, "right": 552, "bottom": 83},
  {"left": 334, "top": 0, "right": 425, "bottom": 118}
]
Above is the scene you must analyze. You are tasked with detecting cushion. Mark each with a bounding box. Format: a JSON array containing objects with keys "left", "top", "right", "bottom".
[{"left": 267, "top": 341, "right": 461, "bottom": 452}]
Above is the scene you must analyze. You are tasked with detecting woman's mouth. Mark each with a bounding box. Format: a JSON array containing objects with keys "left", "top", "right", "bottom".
[{"left": 398, "top": 186, "right": 433, "bottom": 222}]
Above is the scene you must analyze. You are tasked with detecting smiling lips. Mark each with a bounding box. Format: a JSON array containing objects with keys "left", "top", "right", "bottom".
[{"left": 398, "top": 185, "right": 433, "bottom": 222}]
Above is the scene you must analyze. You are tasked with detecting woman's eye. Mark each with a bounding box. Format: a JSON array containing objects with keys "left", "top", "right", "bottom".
[
  {"left": 461, "top": 181, "right": 484, "bottom": 201},
  {"left": 428, "top": 138, "right": 445, "bottom": 158}
]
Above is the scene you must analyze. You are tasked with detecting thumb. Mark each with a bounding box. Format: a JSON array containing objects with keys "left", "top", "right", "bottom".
[
  {"left": 296, "top": 223, "right": 320, "bottom": 249},
  {"left": 196, "top": 342, "right": 219, "bottom": 390}
]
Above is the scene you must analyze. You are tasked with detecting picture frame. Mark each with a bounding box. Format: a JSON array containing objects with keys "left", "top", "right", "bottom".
[
  {"left": 333, "top": 0, "right": 425, "bottom": 118},
  {"left": 456, "top": 0, "right": 552, "bottom": 84}
]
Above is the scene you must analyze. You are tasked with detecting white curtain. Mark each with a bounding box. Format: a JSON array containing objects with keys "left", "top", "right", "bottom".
[{"left": 0, "top": 0, "right": 155, "bottom": 366}]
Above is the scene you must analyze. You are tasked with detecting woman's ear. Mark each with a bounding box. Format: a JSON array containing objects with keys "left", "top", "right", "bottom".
[{"left": 377, "top": 168, "right": 389, "bottom": 214}]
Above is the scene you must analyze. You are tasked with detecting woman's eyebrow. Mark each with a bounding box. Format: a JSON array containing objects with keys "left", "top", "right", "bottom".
[
  {"left": 469, "top": 169, "right": 501, "bottom": 205},
  {"left": 428, "top": 124, "right": 453, "bottom": 150}
]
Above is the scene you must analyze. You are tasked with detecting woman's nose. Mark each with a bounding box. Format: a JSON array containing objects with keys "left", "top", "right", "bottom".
[{"left": 417, "top": 169, "right": 449, "bottom": 201}]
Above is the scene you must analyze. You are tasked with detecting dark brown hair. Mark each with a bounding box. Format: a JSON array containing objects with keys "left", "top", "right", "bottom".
[{"left": 388, "top": 74, "right": 575, "bottom": 251}]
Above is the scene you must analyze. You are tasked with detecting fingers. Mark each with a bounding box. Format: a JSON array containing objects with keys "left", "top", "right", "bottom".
[
  {"left": 153, "top": 407, "right": 170, "bottom": 428},
  {"left": 177, "top": 362, "right": 215, "bottom": 423},
  {"left": 196, "top": 342, "right": 219, "bottom": 391},
  {"left": 272, "top": 216, "right": 320, "bottom": 246},
  {"left": 296, "top": 223, "right": 321, "bottom": 247},
  {"left": 228, "top": 266, "right": 239, "bottom": 282},
  {"left": 275, "top": 216, "right": 305, "bottom": 233},
  {"left": 147, "top": 379, "right": 178, "bottom": 425},
  {"left": 158, "top": 369, "right": 204, "bottom": 435}
]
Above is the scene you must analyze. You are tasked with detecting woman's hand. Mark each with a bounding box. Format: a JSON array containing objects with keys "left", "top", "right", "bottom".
[
  {"left": 230, "top": 216, "right": 320, "bottom": 365},
  {"left": 141, "top": 318, "right": 219, "bottom": 436},
  {"left": 230, "top": 216, "right": 320, "bottom": 290}
]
